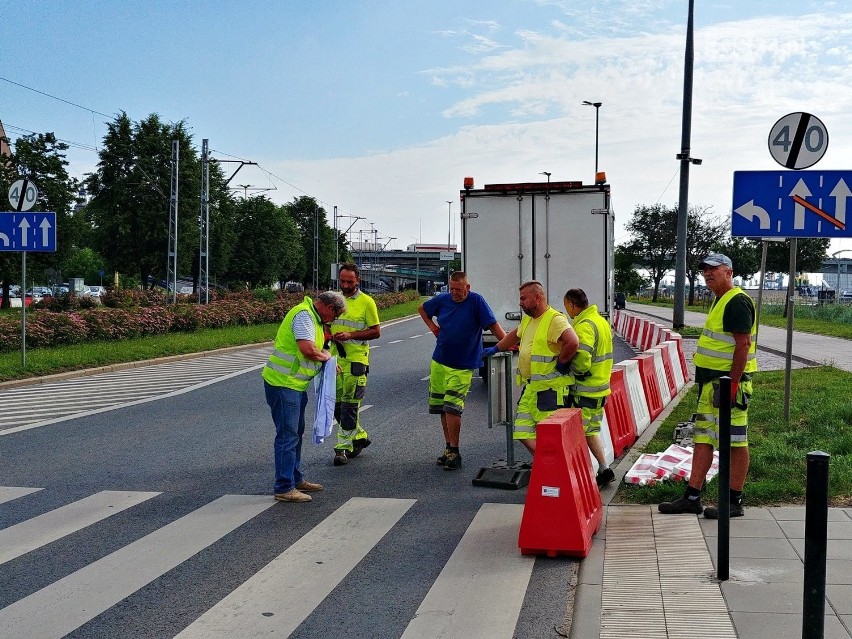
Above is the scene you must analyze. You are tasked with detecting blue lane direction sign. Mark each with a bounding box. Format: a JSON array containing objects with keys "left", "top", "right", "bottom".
[
  {"left": 0, "top": 212, "right": 57, "bottom": 252},
  {"left": 732, "top": 171, "right": 851, "bottom": 239}
]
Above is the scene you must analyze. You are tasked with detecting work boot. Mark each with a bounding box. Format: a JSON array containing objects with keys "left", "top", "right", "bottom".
[
  {"left": 658, "top": 493, "right": 703, "bottom": 515},
  {"left": 333, "top": 449, "right": 349, "bottom": 466},
  {"left": 437, "top": 448, "right": 450, "bottom": 465},
  {"left": 596, "top": 468, "right": 615, "bottom": 487},
  {"left": 349, "top": 438, "right": 372, "bottom": 458},
  {"left": 443, "top": 451, "right": 462, "bottom": 471},
  {"left": 703, "top": 502, "right": 745, "bottom": 519}
]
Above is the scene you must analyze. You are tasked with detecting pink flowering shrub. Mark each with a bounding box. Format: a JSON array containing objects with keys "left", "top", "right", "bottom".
[{"left": 0, "top": 288, "right": 419, "bottom": 353}]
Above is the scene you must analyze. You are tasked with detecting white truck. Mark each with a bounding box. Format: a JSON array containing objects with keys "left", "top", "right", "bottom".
[{"left": 459, "top": 176, "right": 614, "bottom": 344}]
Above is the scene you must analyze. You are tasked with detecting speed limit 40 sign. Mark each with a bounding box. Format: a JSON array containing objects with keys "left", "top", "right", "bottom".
[
  {"left": 8, "top": 179, "right": 38, "bottom": 211},
  {"left": 768, "top": 112, "right": 828, "bottom": 170}
]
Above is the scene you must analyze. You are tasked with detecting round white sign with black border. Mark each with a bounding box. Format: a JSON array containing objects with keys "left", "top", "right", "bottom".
[
  {"left": 8, "top": 179, "right": 38, "bottom": 211},
  {"left": 768, "top": 112, "right": 828, "bottom": 170}
]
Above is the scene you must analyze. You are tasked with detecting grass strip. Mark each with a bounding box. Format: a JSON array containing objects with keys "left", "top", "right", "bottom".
[{"left": 616, "top": 366, "right": 852, "bottom": 507}]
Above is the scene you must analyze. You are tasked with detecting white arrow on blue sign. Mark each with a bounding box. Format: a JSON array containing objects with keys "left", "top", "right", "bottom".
[
  {"left": 0, "top": 212, "right": 57, "bottom": 252},
  {"left": 731, "top": 171, "right": 851, "bottom": 239}
]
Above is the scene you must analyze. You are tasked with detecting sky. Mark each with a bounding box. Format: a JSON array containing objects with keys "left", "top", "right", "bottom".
[{"left": 3, "top": 0, "right": 852, "bottom": 268}]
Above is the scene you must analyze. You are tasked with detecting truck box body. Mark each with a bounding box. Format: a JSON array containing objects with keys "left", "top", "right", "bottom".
[{"left": 460, "top": 180, "right": 613, "bottom": 338}]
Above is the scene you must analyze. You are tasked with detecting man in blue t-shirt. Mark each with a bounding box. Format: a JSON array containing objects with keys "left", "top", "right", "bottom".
[{"left": 418, "top": 272, "right": 506, "bottom": 470}]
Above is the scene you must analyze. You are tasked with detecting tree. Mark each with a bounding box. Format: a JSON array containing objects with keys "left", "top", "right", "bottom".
[
  {"left": 762, "top": 238, "right": 830, "bottom": 276},
  {"left": 614, "top": 244, "right": 647, "bottom": 295},
  {"left": 63, "top": 247, "right": 107, "bottom": 284},
  {"left": 624, "top": 204, "right": 678, "bottom": 302},
  {"left": 225, "top": 196, "right": 303, "bottom": 289},
  {"left": 0, "top": 132, "right": 79, "bottom": 307},
  {"left": 84, "top": 113, "right": 200, "bottom": 289},
  {"left": 286, "top": 196, "right": 335, "bottom": 289},
  {"left": 716, "top": 237, "right": 761, "bottom": 281},
  {"left": 684, "top": 206, "right": 727, "bottom": 304}
]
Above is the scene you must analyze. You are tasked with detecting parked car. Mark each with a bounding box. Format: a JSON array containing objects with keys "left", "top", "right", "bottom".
[
  {"left": 85, "top": 285, "right": 106, "bottom": 298},
  {"left": 840, "top": 290, "right": 852, "bottom": 302}
]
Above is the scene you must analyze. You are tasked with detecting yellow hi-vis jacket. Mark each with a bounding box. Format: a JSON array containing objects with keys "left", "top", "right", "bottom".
[
  {"left": 517, "top": 306, "right": 573, "bottom": 394},
  {"left": 330, "top": 289, "right": 377, "bottom": 365},
  {"left": 262, "top": 296, "right": 324, "bottom": 391},
  {"left": 693, "top": 287, "right": 758, "bottom": 374},
  {"left": 568, "top": 304, "right": 614, "bottom": 398}
]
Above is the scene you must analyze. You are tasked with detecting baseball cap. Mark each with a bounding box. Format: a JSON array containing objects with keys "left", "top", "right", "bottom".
[{"left": 700, "top": 253, "right": 732, "bottom": 269}]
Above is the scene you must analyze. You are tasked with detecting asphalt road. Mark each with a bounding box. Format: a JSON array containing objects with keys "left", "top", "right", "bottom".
[{"left": 0, "top": 315, "right": 637, "bottom": 639}]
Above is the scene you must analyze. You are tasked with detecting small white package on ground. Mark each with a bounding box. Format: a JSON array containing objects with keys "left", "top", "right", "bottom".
[
  {"left": 624, "top": 453, "right": 663, "bottom": 485},
  {"left": 672, "top": 449, "right": 720, "bottom": 482},
  {"left": 650, "top": 444, "right": 694, "bottom": 480}
]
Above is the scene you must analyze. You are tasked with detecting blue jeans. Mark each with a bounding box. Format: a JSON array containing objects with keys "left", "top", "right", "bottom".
[{"left": 264, "top": 381, "right": 307, "bottom": 494}]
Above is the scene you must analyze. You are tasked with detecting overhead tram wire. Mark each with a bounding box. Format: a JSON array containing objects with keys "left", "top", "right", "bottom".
[
  {"left": 0, "top": 76, "right": 112, "bottom": 119},
  {"left": 210, "top": 149, "right": 368, "bottom": 224},
  {"left": 2, "top": 123, "right": 99, "bottom": 153}
]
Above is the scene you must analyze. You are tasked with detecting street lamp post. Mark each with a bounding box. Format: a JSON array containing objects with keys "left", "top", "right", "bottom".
[
  {"left": 446, "top": 200, "right": 453, "bottom": 250},
  {"left": 539, "top": 171, "right": 551, "bottom": 184},
  {"left": 582, "top": 101, "right": 602, "bottom": 176}
]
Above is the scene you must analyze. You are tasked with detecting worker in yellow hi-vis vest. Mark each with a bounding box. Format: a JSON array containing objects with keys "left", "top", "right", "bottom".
[{"left": 329, "top": 263, "right": 381, "bottom": 467}]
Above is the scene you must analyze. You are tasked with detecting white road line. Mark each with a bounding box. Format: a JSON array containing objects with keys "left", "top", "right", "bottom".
[
  {"left": 420, "top": 375, "right": 430, "bottom": 381},
  {"left": 0, "top": 490, "right": 161, "bottom": 565},
  {"left": 174, "top": 497, "right": 415, "bottom": 638},
  {"left": 388, "top": 339, "right": 403, "bottom": 344},
  {"left": 400, "top": 503, "right": 533, "bottom": 639},
  {"left": 408, "top": 334, "right": 423, "bottom": 339},
  {"left": 0, "top": 365, "right": 265, "bottom": 437},
  {"left": 0, "top": 494, "right": 273, "bottom": 639},
  {"left": 0, "top": 486, "right": 43, "bottom": 505}
]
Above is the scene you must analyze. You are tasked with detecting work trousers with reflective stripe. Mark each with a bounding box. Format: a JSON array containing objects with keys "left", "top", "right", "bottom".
[
  {"left": 693, "top": 378, "right": 752, "bottom": 448},
  {"left": 428, "top": 360, "right": 472, "bottom": 416},
  {"left": 334, "top": 363, "right": 369, "bottom": 452},
  {"left": 512, "top": 384, "right": 570, "bottom": 440}
]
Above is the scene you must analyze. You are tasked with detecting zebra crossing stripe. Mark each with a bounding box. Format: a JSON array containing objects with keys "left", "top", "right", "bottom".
[
  {"left": 174, "top": 497, "right": 415, "bottom": 638},
  {"left": 0, "top": 494, "right": 274, "bottom": 639},
  {"left": 0, "top": 490, "right": 161, "bottom": 566},
  {"left": 0, "top": 486, "right": 42, "bottom": 505},
  {"left": 400, "top": 503, "right": 532, "bottom": 639}
]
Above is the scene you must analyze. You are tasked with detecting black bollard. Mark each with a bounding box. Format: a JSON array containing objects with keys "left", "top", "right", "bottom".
[
  {"left": 802, "top": 451, "right": 830, "bottom": 639},
  {"left": 717, "top": 376, "right": 731, "bottom": 581}
]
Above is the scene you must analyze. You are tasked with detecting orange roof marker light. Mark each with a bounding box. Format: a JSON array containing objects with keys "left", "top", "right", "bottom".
[
  {"left": 595, "top": 171, "right": 607, "bottom": 185},
  {"left": 463, "top": 176, "right": 474, "bottom": 190}
]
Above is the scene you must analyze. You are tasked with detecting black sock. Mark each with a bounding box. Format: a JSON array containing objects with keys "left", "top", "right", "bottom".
[
  {"left": 449, "top": 446, "right": 459, "bottom": 453},
  {"left": 730, "top": 489, "right": 743, "bottom": 505},
  {"left": 445, "top": 442, "right": 451, "bottom": 450},
  {"left": 686, "top": 485, "right": 702, "bottom": 500}
]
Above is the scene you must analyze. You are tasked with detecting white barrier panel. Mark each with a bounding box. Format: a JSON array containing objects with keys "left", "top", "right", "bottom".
[
  {"left": 649, "top": 347, "right": 673, "bottom": 407},
  {"left": 613, "top": 359, "right": 651, "bottom": 436},
  {"left": 668, "top": 332, "right": 692, "bottom": 382},
  {"left": 588, "top": 411, "right": 616, "bottom": 475},
  {"left": 659, "top": 341, "right": 685, "bottom": 392}
]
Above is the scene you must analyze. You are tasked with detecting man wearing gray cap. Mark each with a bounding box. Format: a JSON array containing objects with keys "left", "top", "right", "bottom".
[{"left": 659, "top": 253, "right": 757, "bottom": 518}]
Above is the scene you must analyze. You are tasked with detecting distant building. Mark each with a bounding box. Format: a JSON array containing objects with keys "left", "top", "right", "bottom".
[
  {"left": 405, "top": 243, "right": 458, "bottom": 252},
  {"left": 0, "top": 120, "right": 10, "bottom": 158}
]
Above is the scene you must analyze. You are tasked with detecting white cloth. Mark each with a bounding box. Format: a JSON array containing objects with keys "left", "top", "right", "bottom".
[{"left": 312, "top": 356, "right": 337, "bottom": 444}]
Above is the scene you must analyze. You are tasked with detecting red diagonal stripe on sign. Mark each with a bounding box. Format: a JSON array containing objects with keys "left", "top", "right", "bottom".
[{"left": 791, "top": 195, "right": 846, "bottom": 230}]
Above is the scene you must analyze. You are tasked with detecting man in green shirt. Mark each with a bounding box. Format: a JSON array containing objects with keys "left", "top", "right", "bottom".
[{"left": 329, "top": 263, "right": 381, "bottom": 466}]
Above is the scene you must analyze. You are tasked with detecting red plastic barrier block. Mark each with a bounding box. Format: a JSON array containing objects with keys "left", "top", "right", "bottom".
[
  {"left": 604, "top": 368, "right": 636, "bottom": 457},
  {"left": 652, "top": 344, "right": 678, "bottom": 398},
  {"left": 671, "top": 334, "right": 692, "bottom": 382},
  {"left": 634, "top": 353, "right": 663, "bottom": 421},
  {"left": 518, "top": 409, "right": 603, "bottom": 558},
  {"left": 629, "top": 317, "right": 642, "bottom": 347}
]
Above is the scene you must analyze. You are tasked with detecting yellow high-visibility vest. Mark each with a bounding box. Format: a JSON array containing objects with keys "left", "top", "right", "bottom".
[{"left": 262, "top": 296, "right": 324, "bottom": 391}]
